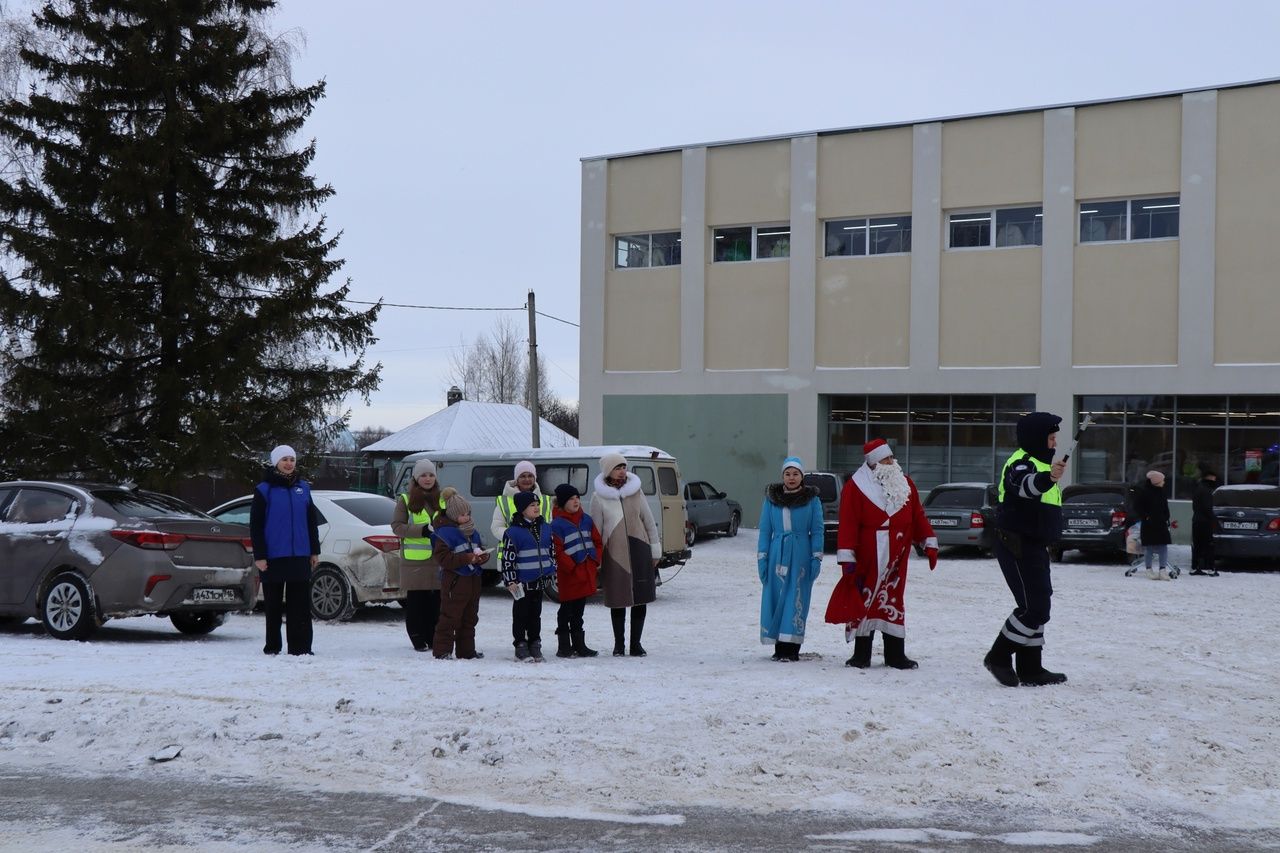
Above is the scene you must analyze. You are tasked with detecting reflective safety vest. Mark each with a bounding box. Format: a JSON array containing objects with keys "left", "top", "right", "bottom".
[
  {"left": 495, "top": 492, "right": 553, "bottom": 559},
  {"left": 400, "top": 493, "right": 446, "bottom": 561},
  {"left": 432, "top": 525, "right": 485, "bottom": 576},
  {"left": 502, "top": 522, "right": 556, "bottom": 583},
  {"left": 997, "top": 452, "right": 1063, "bottom": 507},
  {"left": 550, "top": 514, "right": 598, "bottom": 565}
]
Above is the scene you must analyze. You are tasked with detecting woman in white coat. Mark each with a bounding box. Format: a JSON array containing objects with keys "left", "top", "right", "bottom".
[{"left": 590, "top": 452, "right": 660, "bottom": 656}]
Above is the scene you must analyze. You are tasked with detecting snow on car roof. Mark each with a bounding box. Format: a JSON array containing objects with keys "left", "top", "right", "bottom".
[{"left": 402, "top": 445, "right": 674, "bottom": 463}]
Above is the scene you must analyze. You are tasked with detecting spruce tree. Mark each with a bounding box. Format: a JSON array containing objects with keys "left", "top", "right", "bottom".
[{"left": 0, "top": 0, "right": 379, "bottom": 490}]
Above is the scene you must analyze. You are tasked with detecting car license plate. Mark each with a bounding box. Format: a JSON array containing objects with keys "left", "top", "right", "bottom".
[
  {"left": 1220, "top": 521, "right": 1257, "bottom": 531},
  {"left": 929, "top": 517, "right": 958, "bottom": 527},
  {"left": 1067, "top": 518, "right": 1100, "bottom": 527},
  {"left": 192, "top": 588, "right": 239, "bottom": 603}
]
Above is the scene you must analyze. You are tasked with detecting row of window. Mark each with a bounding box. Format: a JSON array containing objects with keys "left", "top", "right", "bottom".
[{"left": 613, "top": 195, "right": 1180, "bottom": 268}]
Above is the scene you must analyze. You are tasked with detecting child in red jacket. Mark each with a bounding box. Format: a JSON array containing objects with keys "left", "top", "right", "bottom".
[{"left": 550, "top": 484, "right": 603, "bottom": 658}]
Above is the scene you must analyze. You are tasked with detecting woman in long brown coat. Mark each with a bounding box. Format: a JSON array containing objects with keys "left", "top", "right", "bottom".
[
  {"left": 589, "top": 452, "right": 660, "bottom": 656},
  {"left": 391, "top": 458, "right": 444, "bottom": 651}
]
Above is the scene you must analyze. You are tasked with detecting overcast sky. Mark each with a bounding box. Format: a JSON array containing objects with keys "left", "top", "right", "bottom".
[{"left": 267, "top": 0, "right": 1280, "bottom": 432}]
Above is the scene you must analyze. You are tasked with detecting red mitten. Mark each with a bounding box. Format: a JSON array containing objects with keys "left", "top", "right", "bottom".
[{"left": 926, "top": 547, "right": 938, "bottom": 570}]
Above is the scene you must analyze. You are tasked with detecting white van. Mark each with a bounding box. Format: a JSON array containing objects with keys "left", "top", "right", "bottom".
[{"left": 388, "top": 446, "right": 692, "bottom": 597}]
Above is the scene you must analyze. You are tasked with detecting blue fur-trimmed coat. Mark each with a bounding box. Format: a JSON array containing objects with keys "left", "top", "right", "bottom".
[{"left": 756, "top": 484, "right": 824, "bottom": 644}]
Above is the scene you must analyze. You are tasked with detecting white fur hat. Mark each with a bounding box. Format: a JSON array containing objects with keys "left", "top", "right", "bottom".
[{"left": 270, "top": 445, "right": 295, "bottom": 466}]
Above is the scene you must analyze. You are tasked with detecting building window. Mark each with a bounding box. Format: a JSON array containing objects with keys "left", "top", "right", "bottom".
[
  {"left": 824, "top": 215, "right": 912, "bottom": 257},
  {"left": 1079, "top": 196, "right": 1179, "bottom": 243},
  {"left": 713, "top": 224, "right": 790, "bottom": 262},
  {"left": 1075, "top": 395, "right": 1279, "bottom": 499},
  {"left": 826, "top": 394, "right": 1035, "bottom": 493},
  {"left": 614, "top": 231, "right": 681, "bottom": 269},
  {"left": 947, "top": 206, "right": 1043, "bottom": 249}
]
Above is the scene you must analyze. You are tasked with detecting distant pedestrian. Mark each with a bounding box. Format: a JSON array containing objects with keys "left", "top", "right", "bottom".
[
  {"left": 550, "top": 483, "right": 602, "bottom": 658},
  {"left": 502, "top": 490, "right": 557, "bottom": 661},
  {"left": 1190, "top": 469, "right": 1220, "bottom": 576},
  {"left": 757, "top": 456, "right": 824, "bottom": 661},
  {"left": 250, "top": 445, "right": 320, "bottom": 656},
  {"left": 590, "top": 452, "right": 661, "bottom": 657},
  {"left": 984, "top": 412, "right": 1068, "bottom": 687},
  {"left": 391, "top": 459, "right": 445, "bottom": 651},
  {"left": 836, "top": 440, "right": 937, "bottom": 669},
  {"left": 1126, "top": 471, "right": 1173, "bottom": 581},
  {"left": 431, "top": 487, "right": 490, "bottom": 659}
]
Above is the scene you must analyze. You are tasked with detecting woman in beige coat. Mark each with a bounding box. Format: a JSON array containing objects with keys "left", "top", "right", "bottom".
[
  {"left": 589, "top": 452, "right": 660, "bottom": 656},
  {"left": 391, "top": 458, "right": 444, "bottom": 651}
]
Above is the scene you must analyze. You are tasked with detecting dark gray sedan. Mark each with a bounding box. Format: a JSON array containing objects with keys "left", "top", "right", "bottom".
[
  {"left": 1052, "top": 482, "right": 1131, "bottom": 561},
  {"left": 683, "top": 480, "right": 742, "bottom": 545},
  {"left": 1212, "top": 485, "right": 1280, "bottom": 564},
  {"left": 0, "top": 481, "right": 255, "bottom": 640},
  {"left": 921, "top": 483, "right": 996, "bottom": 553}
]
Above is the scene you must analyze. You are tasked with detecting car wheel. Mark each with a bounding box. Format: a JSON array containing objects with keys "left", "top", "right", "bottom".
[
  {"left": 727, "top": 512, "right": 740, "bottom": 537},
  {"left": 543, "top": 572, "right": 561, "bottom": 604},
  {"left": 310, "top": 567, "right": 356, "bottom": 622},
  {"left": 41, "top": 572, "right": 100, "bottom": 641},
  {"left": 684, "top": 522, "right": 696, "bottom": 548},
  {"left": 170, "top": 612, "right": 227, "bottom": 635}
]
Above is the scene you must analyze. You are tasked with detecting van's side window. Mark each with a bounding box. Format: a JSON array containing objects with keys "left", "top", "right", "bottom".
[
  {"left": 633, "top": 466, "right": 657, "bottom": 496},
  {"left": 657, "top": 467, "right": 679, "bottom": 496},
  {"left": 538, "top": 465, "right": 588, "bottom": 496},
  {"left": 471, "top": 466, "right": 511, "bottom": 497}
]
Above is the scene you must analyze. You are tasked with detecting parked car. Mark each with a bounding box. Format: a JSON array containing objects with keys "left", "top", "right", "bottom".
[
  {"left": 1051, "top": 481, "right": 1131, "bottom": 561},
  {"left": 1211, "top": 484, "right": 1280, "bottom": 565},
  {"left": 208, "top": 491, "right": 404, "bottom": 622},
  {"left": 683, "top": 480, "right": 742, "bottom": 545},
  {"left": 0, "top": 481, "right": 254, "bottom": 640},
  {"left": 802, "top": 471, "right": 843, "bottom": 545},
  {"left": 920, "top": 482, "right": 997, "bottom": 553}
]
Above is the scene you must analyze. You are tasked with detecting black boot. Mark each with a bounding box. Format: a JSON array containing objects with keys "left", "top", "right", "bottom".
[
  {"left": 1015, "top": 646, "right": 1067, "bottom": 686},
  {"left": 983, "top": 633, "right": 1021, "bottom": 687},
  {"left": 629, "top": 605, "right": 647, "bottom": 656},
  {"left": 882, "top": 634, "right": 918, "bottom": 670},
  {"left": 787, "top": 642, "right": 801, "bottom": 662},
  {"left": 555, "top": 628, "right": 575, "bottom": 658},
  {"left": 772, "top": 641, "right": 798, "bottom": 662},
  {"left": 570, "top": 629, "right": 598, "bottom": 657},
  {"left": 611, "top": 608, "right": 626, "bottom": 656},
  {"left": 845, "top": 633, "right": 873, "bottom": 668}
]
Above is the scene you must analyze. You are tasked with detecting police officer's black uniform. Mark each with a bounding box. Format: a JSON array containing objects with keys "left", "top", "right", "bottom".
[{"left": 984, "top": 411, "right": 1069, "bottom": 687}]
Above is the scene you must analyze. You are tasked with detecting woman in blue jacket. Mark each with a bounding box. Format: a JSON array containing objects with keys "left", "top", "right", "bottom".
[
  {"left": 250, "top": 445, "right": 321, "bottom": 655},
  {"left": 757, "top": 456, "right": 824, "bottom": 661}
]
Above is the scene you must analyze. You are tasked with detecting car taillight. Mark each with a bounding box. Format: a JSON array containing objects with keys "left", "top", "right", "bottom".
[
  {"left": 143, "top": 574, "right": 171, "bottom": 596},
  {"left": 970, "top": 512, "right": 984, "bottom": 528},
  {"left": 364, "top": 535, "right": 403, "bottom": 554},
  {"left": 1268, "top": 518, "right": 1280, "bottom": 532},
  {"left": 111, "top": 530, "right": 186, "bottom": 550},
  {"left": 1111, "top": 510, "right": 1127, "bottom": 528},
  {"left": 240, "top": 537, "right": 254, "bottom": 553}
]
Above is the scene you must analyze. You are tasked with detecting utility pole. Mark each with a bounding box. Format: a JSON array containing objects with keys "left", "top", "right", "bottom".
[{"left": 527, "top": 289, "right": 540, "bottom": 448}]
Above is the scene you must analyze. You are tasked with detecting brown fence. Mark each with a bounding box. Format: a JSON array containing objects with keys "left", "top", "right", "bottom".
[{"left": 171, "top": 454, "right": 384, "bottom": 512}]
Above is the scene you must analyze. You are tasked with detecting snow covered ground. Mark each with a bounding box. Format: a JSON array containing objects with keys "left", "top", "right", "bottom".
[{"left": 1, "top": 533, "right": 1278, "bottom": 848}]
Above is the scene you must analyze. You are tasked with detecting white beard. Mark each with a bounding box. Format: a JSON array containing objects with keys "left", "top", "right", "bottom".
[{"left": 872, "top": 461, "right": 911, "bottom": 516}]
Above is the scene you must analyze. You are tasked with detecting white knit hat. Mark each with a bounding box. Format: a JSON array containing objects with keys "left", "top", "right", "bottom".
[
  {"left": 413, "top": 458, "right": 437, "bottom": 478},
  {"left": 270, "top": 445, "right": 295, "bottom": 466},
  {"left": 599, "top": 452, "right": 627, "bottom": 475},
  {"left": 514, "top": 460, "right": 536, "bottom": 478}
]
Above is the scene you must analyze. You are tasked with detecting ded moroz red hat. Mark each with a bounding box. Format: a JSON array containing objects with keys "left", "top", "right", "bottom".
[{"left": 863, "top": 438, "right": 893, "bottom": 466}]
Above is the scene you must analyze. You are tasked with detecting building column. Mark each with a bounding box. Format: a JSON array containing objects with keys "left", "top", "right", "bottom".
[
  {"left": 1180, "top": 90, "right": 1217, "bottom": 369},
  {"left": 1039, "top": 107, "right": 1077, "bottom": 440},
  {"left": 578, "top": 159, "right": 608, "bottom": 444},
  {"left": 680, "top": 147, "right": 707, "bottom": 376},
  {"left": 910, "top": 123, "right": 942, "bottom": 371},
  {"left": 787, "top": 136, "right": 819, "bottom": 466}
]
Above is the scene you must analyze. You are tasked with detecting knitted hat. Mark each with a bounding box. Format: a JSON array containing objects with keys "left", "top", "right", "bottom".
[
  {"left": 554, "top": 483, "right": 581, "bottom": 507},
  {"left": 412, "top": 458, "right": 437, "bottom": 478},
  {"left": 781, "top": 456, "right": 804, "bottom": 475},
  {"left": 513, "top": 490, "right": 540, "bottom": 515},
  {"left": 600, "top": 451, "right": 627, "bottom": 475},
  {"left": 1146, "top": 470, "right": 1165, "bottom": 484},
  {"left": 270, "top": 445, "right": 295, "bottom": 466},
  {"left": 441, "top": 486, "right": 470, "bottom": 520},
  {"left": 862, "top": 439, "right": 893, "bottom": 466},
  {"left": 514, "top": 460, "right": 536, "bottom": 478}
]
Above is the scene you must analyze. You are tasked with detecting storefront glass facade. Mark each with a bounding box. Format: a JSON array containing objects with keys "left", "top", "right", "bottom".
[
  {"left": 1075, "top": 395, "right": 1280, "bottom": 499},
  {"left": 827, "top": 394, "right": 1035, "bottom": 492}
]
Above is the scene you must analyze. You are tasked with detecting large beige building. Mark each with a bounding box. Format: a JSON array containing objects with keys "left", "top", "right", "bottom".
[{"left": 579, "top": 80, "right": 1280, "bottom": 527}]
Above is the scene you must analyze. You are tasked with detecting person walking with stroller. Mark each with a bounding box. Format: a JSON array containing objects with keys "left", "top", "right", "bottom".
[{"left": 1126, "top": 470, "right": 1174, "bottom": 580}]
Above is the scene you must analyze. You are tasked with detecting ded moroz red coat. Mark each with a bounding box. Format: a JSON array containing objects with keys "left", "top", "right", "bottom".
[{"left": 835, "top": 465, "right": 935, "bottom": 639}]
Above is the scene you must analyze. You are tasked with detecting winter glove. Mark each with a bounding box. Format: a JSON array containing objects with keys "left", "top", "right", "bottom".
[
  {"left": 926, "top": 547, "right": 938, "bottom": 570},
  {"left": 840, "top": 562, "right": 856, "bottom": 576}
]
